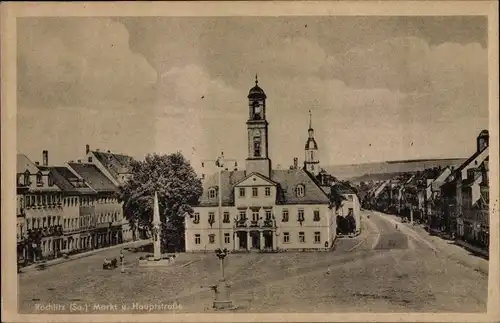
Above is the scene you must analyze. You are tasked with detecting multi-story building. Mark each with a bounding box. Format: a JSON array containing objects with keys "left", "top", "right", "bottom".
[
  {"left": 68, "top": 162, "right": 124, "bottom": 248},
  {"left": 18, "top": 152, "right": 64, "bottom": 262},
  {"left": 47, "top": 165, "right": 98, "bottom": 253},
  {"left": 426, "top": 166, "right": 453, "bottom": 231},
  {"left": 453, "top": 130, "right": 489, "bottom": 239},
  {"left": 185, "top": 77, "right": 336, "bottom": 252},
  {"left": 82, "top": 145, "right": 135, "bottom": 241}
]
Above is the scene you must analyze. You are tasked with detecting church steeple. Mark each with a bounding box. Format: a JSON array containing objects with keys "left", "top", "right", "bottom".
[
  {"left": 246, "top": 75, "right": 271, "bottom": 177},
  {"left": 304, "top": 110, "right": 320, "bottom": 175}
]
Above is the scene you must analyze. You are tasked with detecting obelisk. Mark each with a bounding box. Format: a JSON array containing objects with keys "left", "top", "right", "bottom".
[{"left": 152, "top": 191, "right": 162, "bottom": 260}]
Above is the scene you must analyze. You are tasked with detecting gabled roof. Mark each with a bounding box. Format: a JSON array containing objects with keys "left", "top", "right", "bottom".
[
  {"left": 198, "top": 168, "right": 329, "bottom": 207},
  {"left": 91, "top": 151, "right": 133, "bottom": 177},
  {"left": 68, "top": 163, "right": 118, "bottom": 192},
  {"left": 50, "top": 166, "right": 96, "bottom": 194},
  {"left": 17, "top": 154, "right": 39, "bottom": 174},
  {"left": 456, "top": 147, "right": 487, "bottom": 173},
  {"left": 232, "top": 172, "right": 279, "bottom": 187}
]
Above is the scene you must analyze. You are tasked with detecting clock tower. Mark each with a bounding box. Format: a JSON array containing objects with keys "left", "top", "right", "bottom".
[{"left": 246, "top": 75, "right": 271, "bottom": 178}]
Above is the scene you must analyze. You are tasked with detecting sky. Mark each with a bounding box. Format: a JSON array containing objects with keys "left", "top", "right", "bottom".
[{"left": 17, "top": 16, "right": 489, "bottom": 173}]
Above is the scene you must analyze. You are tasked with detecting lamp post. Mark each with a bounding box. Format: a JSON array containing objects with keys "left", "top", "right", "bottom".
[{"left": 201, "top": 151, "right": 237, "bottom": 310}]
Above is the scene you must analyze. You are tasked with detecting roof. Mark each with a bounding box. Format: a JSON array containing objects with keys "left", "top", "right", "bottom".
[
  {"left": 17, "top": 154, "right": 39, "bottom": 174},
  {"left": 50, "top": 166, "right": 96, "bottom": 194},
  {"left": 68, "top": 163, "right": 118, "bottom": 192},
  {"left": 305, "top": 137, "right": 318, "bottom": 150},
  {"left": 198, "top": 168, "right": 329, "bottom": 207},
  {"left": 92, "top": 151, "right": 133, "bottom": 177}
]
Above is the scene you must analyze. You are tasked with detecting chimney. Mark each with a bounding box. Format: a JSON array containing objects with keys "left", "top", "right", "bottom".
[
  {"left": 293, "top": 157, "right": 298, "bottom": 169},
  {"left": 42, "top": 150, "right": 48, "bottom": 166},
  {"left": 107, "top": 150, "right": 111, "bottom": 153},
  {"left": 86, "top": 144, "right": 90, "bottom": 154},
  {"left": 77, "top": 159, "right": 82, "bottom": 163},
  {"left": 35, "top": 161, "right": 40, "bottom": 166}
]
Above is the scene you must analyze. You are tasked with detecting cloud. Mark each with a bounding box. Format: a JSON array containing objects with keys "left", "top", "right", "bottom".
[
  {"left": 17, "top": 18, "right": 158, "bottom": 109},
  {"left": 17, "top": 18, "right": 489, "bottom": 168}
]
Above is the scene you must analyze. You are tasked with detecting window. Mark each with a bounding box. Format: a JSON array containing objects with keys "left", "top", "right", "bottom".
[
  {"left": 239, "top": 211, "right": 246, "bottom": 221},
  {"left": 192, "top": 212, "right": 199, "bottom": 224},
  {"left": 296, "top": 185, "right": 305, "bottom": 197},
  {"left": 48, "top": 175, "right": 55, "bottom": 187},
  {"left": 239, "top": 187, "right": 246, "bottom": 197},
  {"left": 194, "top": 234, "right": 201, "bottom": 245},
  {"left": 313, "top": 210, "right": 320, "bottom": 222},
  {"left": 27, "top": 219, "right": 31, "bottom": 230},
  {"left": 223, "top": 212, "right": 230, "bottom": 223},
  {"left": 36, "top": 172, "right": 43, "bottom": 186},
  {"left": 88, "top": 157, "right": 93, "bottom": 162},
  {"left": 348, "top": 208, "right": 353, "bottom": 216},
  {"left": 208, "top": 188, "right": 217, "bottom": 199},
  {"left": 282, "top": 209, "right": 289, "bottom": 222},
  {"left": 265, "top": 187, "right": 271, "bottom": 196},
  {"left": 209, "top": 234, "right": 215, "bottom": 244},
  {"left": 299, "top": 232, "right": 305, "bottom": 243},
  {"left": 48, "top": 217, "right": 51, "bottom": 226},
  {"left": 314, "top": 231, "right": 321, "bottom": 244},
  {"left": 252, "top": 187, "right": 258, "bottom": 197},
  {"left": 283, "top": 232, "right": 290, "bottom": 243},
  {"left": 253, "top": 133, "right": 261, "bottom": 157},
  {"left": 347, "top": 195, "right": 353, "bottom": 201},
  {"left": 252, "top": 210, "right": 259, "bottom": 222},
  {"left": 224, "top": 233, "right": 230, "bottom": 244},
  {"left": 265, "top": 210, "right": 272, "bottom": 221},
  {"left": 24, "top": 170, "right": 30, "bottom": 186},
  {"left": 208, "top": 212, "right": 215, "bottom": 225},
  {"left": 298, "top": 209, "right": 305, "bottom": 222}
]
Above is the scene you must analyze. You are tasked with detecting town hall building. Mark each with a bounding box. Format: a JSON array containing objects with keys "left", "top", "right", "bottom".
[{"left": 185, "top": 77, "right": 336, "bottom": 252}]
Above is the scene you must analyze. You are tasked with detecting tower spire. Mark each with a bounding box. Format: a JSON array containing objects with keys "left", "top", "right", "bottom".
[
  {"left": 309, "top": 110, "right": 312, "bottom": 129},
  {"left": 255, "top": 74, "right": 258, "bottom": 86}
]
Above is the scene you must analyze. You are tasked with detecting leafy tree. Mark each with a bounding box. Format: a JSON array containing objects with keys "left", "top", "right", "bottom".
[
  {"left": 328, "top": 184, "right": 347, "bottom": 211},
  {"left": 119, "top": 152, "right": 203, "bottom": 252}
]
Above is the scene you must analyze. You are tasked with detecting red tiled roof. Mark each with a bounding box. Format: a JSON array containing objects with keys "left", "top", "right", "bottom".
[
  {"left": 198, "top": 169, "right": 329, "bottom": 207},
  {"left": 68, "top": 163, "right": 118, "bottom": 192}
]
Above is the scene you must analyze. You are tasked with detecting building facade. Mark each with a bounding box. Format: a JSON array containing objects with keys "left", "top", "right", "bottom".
[
  {"left": 17, "top": 152, "right": 64, "bottom": 262},
  {"left": 186, "top": 77, "right": 336, "bottom": 252}
]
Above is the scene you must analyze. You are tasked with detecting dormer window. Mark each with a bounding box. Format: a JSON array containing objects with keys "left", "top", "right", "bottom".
[
  {"left": 24, "top": 170, "right": 30, "bottom": 186},
  {"left": 48, "top": 174, "right": 55, "bottom": 187},
  {"left": 36, "top": 172, "right": 43, "bottom": 186},
  {"left": 296, "top": 184, "right": 305, "bottom": 197},
  {"left": 208, "top": 187, "right": 217, "bottom": 199}
]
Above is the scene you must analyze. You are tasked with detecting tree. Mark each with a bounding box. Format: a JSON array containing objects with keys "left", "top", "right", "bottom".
[
  {"left": 328, "top": 184, "right": 347, "bottom": 211},
  {"left": 119, "top": 152, "right": 203, "bottom": 252}
]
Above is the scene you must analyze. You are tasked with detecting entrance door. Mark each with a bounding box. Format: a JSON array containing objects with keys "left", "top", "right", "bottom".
[
  {"left": 251, "top": 231, "right": 260, "bottom": 249},
  {"left": 264, "top": 231, "right": 273, "bottom": 249},
  {"left": 238, "top": 231, "right": 247, "bottom": 250}
]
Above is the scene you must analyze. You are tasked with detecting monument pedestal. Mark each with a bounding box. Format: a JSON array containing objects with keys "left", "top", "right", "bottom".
[{"left": 212, "top": 279, "right": 234, "bottom": 310}]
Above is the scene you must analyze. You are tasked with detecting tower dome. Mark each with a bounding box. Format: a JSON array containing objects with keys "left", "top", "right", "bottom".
[{"left": 248, "top": 74, "right": 267, "bottom": 99}]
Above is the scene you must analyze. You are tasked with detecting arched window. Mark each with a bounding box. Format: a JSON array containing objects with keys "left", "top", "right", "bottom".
[
  {"left": 253, "top": 130, "right": 261, "bottom": 157},
  {"left": 296, "top": 184, "right": 305, "bottom": 197},
  {"left": 252, "top": 101, "right": 261, "bottom": 120},
  {"left": 208, "top": 187, "right": 217, "bottom": 199}
]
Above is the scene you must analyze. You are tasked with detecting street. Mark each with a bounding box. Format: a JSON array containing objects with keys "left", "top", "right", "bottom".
[{"left": 18, "top": 210, "right": 488, "bottom": 313}]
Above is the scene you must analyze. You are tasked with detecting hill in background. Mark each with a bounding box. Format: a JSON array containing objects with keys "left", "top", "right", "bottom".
[{"left": 324, "top": 158, "right": 467, "bottom": 183}]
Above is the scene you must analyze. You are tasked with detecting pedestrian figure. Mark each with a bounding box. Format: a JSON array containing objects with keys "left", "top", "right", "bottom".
[
  {"left": 395, "top": 224, "right": 398, "bottom": 230},
  {"left": 119, "top": 250, "right": 124, "bottom": 264},
  {"left": 325, "top": 266, "right": 331, "bottom": 276}
]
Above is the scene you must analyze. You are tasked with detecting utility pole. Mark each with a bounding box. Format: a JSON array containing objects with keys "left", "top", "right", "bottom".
[{"left": 201, "top": 151, "right": 237, "bottom": 310}]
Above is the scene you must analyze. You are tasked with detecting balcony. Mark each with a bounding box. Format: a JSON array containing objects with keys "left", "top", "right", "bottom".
[{"left": 236, "top": 220, "right": 247, "bottom": 228}]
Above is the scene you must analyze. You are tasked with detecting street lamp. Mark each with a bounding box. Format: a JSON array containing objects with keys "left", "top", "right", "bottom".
[{"left": 201, "top": 151, "right": 237, "bottom": 310}]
